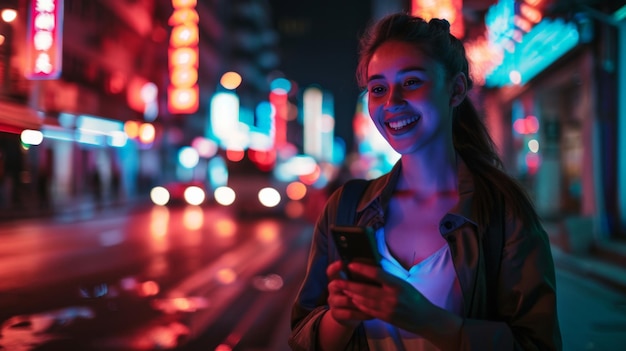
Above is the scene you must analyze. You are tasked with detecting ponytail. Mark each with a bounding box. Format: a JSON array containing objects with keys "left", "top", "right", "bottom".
[{"left": 453, "top": 97, "right": 541, "bottom": 231}]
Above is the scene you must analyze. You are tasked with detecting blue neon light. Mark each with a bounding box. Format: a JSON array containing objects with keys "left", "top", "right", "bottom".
[
  {"left": 485, "top": 0, "right": 516, "bottom": 47},
  {"left": 485, "top": 18, "right": 580, "bottom": 87}
]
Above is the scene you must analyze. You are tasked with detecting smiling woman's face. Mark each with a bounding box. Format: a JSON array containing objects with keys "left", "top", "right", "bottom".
[{"left": 366, "top": 40, "right": 457, "bottom": 155}]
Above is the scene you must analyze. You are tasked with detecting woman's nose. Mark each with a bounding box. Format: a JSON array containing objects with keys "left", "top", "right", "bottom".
[{"left": 384, "top": 87, "right": 405, "bottom": 111}]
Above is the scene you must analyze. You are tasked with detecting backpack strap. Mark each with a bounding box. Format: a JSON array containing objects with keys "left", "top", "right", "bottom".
[{"left": 336, "top": 178, "right": 370, "bottom": 226}]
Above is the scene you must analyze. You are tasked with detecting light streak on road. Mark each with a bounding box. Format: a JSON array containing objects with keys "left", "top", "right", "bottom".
[
  {"left": 150, "top": 206, "right": 170, "bottom": 238},
  {"left": 182, "top": 206, "right": 204, "bottom": 231},
  {"left": 255, "top": 220, "right": 280, "bottom": 243}
]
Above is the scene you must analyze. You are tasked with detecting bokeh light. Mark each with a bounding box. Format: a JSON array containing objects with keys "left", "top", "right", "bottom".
[
  {"left": 150, "top": 186, "right": 171, "bottom": 206},
  {"left": 285, "top": 201, "right": 304, "bottom": 219},
  {"left": 183, "top": 186, "right": 205, "bottom": 206},
  {"left": 1, "top": 9, "right": 17, "bottom": 23},
  {"left": 179, "top": 146, "right": 200, "bottom": 168},
  {"left": 139, "top": 123, "right": 156, "bottom": 144},
  {"left": 150, "top": 206, "right": 170, "bottom": 238},
  {"left": 124, "top": 120, "right": 140, "bottom": 139},
  {"left": 183, "top": 205, "right": 203, "bottom": 230},
  {"left": 216, "top": 268, "right": 237, "bottom": 284},
  {"left": 20, "top": 129, "right": 43, "bottom": 145},
  {"left": 528, "top": 139, "right": 540, "bottom": 153},
  {"left": 214, "top": 186, "right": 236, "bottom": 206},
  {"left": 270, "top": 77, "right": 292, "bottom": 94},
  {"left": 226, "top": 149, "right": 245, "bottom": 162},
  {"left": 215, "top": 218, "right": 237, "bottom": 238},
  {"left": 258, "top": 187, "right": 281, "bottom": 208},
  {"left": 286, "top": 181, "right": 307, "bottom": 201},
  {"left": 509, "top": 70, "right": 522, "bottom": 85},
  {"left": 191, "top": 137, "right": 218, "bottom": 158},
  {"left": 220, "top": 71, "right": 242, "bottom": 90}
]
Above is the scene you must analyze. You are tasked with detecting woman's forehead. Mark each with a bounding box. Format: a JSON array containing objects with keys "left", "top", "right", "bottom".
[{"left": 367, "top": 41, "right": 442, "bottom": 78}]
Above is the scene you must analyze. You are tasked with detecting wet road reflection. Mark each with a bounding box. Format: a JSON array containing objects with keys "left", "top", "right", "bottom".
[
  {"left": 0, "top": 205, "right": 312, "bottom": 350},
  {"left": 2, "top": 307, "right": 96, "bottom": 349}
]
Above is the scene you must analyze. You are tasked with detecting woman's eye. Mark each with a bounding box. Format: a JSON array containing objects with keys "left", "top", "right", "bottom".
[
  {"left": 404, "top": 79, "right": 421, "bottom": 87},
  {"left": 369, "top": 86, "right": 385, "bottom": 95}
]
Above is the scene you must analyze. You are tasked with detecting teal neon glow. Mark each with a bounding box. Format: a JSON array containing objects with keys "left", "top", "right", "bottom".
[
  {"left": 485, "top": 0, "right": 516, "bottom": 47},
  {"left": 255, "top": 101, "right": 274, "bottom": 136},
  {"left": 485, "top": 18, "right": 579, "bottom": 87},
  {"left": 270, "top": 78, "right": 292, "bottom": 94},
  {"left": 614, "top": 4, "right": 626, "bottom": 21}
]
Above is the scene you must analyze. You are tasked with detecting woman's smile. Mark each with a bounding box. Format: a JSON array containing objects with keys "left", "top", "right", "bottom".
[{"left": 386, "top": 115, "right": 421, "bottom": 134}]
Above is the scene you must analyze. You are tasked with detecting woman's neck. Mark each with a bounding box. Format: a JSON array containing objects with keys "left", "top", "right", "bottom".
[{"left": 398, "top": 146, "right": 458, "bottom": 198}]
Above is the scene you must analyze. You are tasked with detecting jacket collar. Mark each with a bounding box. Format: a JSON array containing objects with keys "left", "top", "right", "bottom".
[{"left": 355, "top": 155, "right": 478, "bottom": 225}]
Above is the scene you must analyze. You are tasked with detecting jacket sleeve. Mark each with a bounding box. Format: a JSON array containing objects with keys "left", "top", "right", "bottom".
[
  {"left": 287, "top": 187, "right": 369, "bottom": 350},
  {"left": 288, "top": 187, "right": 335, "bottom": 349},
  {"left": 460, "top": 216, "right": 562, "bottom": 350}
]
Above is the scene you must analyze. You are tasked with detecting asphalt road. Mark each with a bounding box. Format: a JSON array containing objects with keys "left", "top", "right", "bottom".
[
  {"left": 1, "top": 204, "right": 625, "bottom": 350},
  {"left": 0, "top": 205, "right": 311, "bottom": 350}
]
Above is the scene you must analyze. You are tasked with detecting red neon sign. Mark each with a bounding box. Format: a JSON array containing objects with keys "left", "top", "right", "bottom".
[
  {"left": 168, "top": 1, "right": 199, "bottom": 114},
  {"left": 25, "top": 0, "right": 63, "bottom": 79}
]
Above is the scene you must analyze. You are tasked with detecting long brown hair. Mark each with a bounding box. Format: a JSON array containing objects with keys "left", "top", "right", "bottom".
[{"left": 356, "top": 12, "right": 541, "bottom": 230}]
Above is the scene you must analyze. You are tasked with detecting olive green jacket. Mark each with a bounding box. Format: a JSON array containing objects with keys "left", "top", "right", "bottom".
[{"left": 289, "top": 161, "right": 562, "bottom": 350}]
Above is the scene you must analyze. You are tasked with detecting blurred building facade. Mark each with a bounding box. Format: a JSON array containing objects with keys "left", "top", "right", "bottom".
[
  {"left": 0, "top": 0, "right": 280, "bottom": 217},
  {"left": 0, "top": 0, "right": 174, "bottom": 214},
  {"left": 479, "top": 0, "right": 626, "bottom": 246}
]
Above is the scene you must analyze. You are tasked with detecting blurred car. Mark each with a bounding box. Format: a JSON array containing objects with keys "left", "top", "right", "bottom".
[
  {"left": 150, "top": 180, "right": 207, "bottom": 206},
  {"left": 216, "top": 175, "right": 287, "bottom": 217}
]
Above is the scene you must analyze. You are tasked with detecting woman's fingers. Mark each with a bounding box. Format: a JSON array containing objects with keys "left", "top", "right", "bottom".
[
  {"left": 327, "top": 260, "right": 345, "bottom": 280},
  {"left": 347, "top": 262, "right": 405, "bottom": 290}
]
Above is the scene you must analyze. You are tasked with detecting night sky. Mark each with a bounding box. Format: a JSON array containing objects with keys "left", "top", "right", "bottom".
[{"left": 268, "top": 0, "right": 372, "bottom": 152}]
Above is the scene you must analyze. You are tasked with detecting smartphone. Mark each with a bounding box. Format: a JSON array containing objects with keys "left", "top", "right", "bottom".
[{"left": 330, "top": 225, "right": 382, "bottom": 285}]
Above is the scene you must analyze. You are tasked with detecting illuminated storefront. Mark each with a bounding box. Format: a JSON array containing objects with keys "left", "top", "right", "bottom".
[{"left": 483, "top": 0, "right": 625, "bottom": 240}]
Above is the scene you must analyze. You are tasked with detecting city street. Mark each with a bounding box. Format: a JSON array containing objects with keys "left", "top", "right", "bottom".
[
  {"left": 0, "top": 204, "right": 311, "bottom": 350},
  {"left": 0, "top": 204, "right": 625, "bottom": 351},
  {"left": 1, "top": 0, "right": 625, "bottom": 350}
]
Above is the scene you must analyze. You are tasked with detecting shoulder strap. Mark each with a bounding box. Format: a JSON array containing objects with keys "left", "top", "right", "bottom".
[{"left": 336, "top": 178, "right": 370, "bottom": 226}]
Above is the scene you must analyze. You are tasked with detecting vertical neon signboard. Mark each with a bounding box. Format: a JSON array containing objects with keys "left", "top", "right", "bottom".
[
  {"left": 25, "top": 0, "right": 63, "bottom": 79},
  {"left": 168, "top": 0, "right": 199, "bottom": 114}
]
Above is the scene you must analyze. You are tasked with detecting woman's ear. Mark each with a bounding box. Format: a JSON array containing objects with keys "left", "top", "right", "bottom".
[{"left": 450, "top": 72, "right": 468, "bottom": 107}]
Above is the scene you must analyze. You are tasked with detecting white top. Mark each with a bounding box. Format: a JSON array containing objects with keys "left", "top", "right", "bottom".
[{"left": 364, "top": 227, "right": 463, "bottom": 351}]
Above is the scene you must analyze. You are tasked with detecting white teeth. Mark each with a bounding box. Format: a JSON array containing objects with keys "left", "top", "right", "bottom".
[{"left": 388, "top": 116, "right": 419, "bottom": 130}]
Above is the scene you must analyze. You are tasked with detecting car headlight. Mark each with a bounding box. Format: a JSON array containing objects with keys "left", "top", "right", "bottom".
[
  {"left": 150, "top": 186, "right": 170, "bottom": 206},
  {"left": 258, "top": 187, "right": 281, "bottom": 208},
  {"left": 214, "top": 186, "right": 236, "bottom": 206},
  {"left": 184, "top": 186, "right": 205, "bottom": 206}
]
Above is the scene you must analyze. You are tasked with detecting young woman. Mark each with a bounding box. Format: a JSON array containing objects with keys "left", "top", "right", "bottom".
[{"left": 289, "top": 13, "right": 561, "bottom": 350}]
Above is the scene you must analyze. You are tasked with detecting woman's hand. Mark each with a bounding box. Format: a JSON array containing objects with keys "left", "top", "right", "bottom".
[
  {"left": 326, "top": 260, "right": 374, "bottom": 327},
  {"left": 338, "top": 262, "right": 435, "bottom": 333}
]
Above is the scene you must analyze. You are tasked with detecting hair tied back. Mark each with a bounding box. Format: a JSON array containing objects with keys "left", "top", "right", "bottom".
[{"left": 428, "top": 18, "right": 451, "bottom": 34}]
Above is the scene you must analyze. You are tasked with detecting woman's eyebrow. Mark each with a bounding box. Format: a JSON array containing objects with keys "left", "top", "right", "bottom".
[{"left": 367, "top": 66, "right": 427, "bottom": 83}]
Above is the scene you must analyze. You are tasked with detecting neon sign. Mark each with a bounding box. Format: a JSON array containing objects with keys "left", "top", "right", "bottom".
[
  {"left": 485, "top": 18, "right": 579, "bottom": 87},
  {"left": 25, "top": 0, "right": 63, "bottom": 79},
  {"left": 168, "top": 0, "right": 199, "bottom": 114}
]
